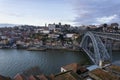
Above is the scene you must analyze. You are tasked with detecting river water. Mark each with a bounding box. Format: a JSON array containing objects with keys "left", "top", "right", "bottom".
[
  {"left": 0, "top": 49, "right": 119, "bottom": 77},
  {"left": 0, "top": 49, "right": 90, "bottom": 77}
]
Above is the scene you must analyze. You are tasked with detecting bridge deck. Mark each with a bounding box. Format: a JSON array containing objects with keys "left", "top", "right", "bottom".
[{"left": 93, "top": 32, "right": 120, "bottom": 41}]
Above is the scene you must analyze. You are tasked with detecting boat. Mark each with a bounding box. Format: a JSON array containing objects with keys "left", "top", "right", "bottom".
[{"left": 27, "top": 46, "right": 47, "bottom": 51}]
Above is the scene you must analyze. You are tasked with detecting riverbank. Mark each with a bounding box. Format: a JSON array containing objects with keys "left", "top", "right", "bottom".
[
  {"left": 0, "top": 42, "right": 120, "bottom": 52},
  {"left": 46, "top": 48, "right": 81, "bottom": 52},
  {"left": 0, "top": 45, "right": 120, "bottom": 52},
  {"left": 0, "top": 46, "right": 82, "bottom": 52}
]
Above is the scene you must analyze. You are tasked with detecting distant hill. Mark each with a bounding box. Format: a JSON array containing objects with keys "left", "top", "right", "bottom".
[{"left": 0, "top": 23, "right": 19, "bottom": 27}]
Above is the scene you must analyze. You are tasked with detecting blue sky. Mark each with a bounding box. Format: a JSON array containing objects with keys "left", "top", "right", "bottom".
[{"left": 0, "top": 0, "right": 120, "bottom": 26}]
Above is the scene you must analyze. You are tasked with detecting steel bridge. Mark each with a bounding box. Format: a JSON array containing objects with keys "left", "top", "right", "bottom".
[{"left": 80, "top": 31, "right": 120, "bottom": 66}]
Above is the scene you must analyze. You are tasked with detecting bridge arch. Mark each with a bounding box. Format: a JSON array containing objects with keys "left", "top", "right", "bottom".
[{"left": 80, "top": 32, "right": 111, "bottom": 65}]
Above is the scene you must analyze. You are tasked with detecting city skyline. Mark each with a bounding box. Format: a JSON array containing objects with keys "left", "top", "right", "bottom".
[{"left": 0, "top": 0, "right": 120, "bottom": 26}]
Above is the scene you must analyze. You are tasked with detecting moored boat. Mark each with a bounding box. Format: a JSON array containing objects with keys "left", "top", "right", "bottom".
[{"left": 27, "top": 46, "right": 47, "bottom": 51}]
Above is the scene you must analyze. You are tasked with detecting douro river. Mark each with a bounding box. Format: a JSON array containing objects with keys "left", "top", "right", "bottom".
[{"left": 0, "top": 49, "right": 119, "bottom": 77}]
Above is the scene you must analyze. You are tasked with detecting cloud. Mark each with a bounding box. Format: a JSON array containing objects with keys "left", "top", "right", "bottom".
[
  {"left": 0, "top": 11, "right": 23, "bottom": 17},
  {"left": 72, "top": 0, "right": 120, "bottom": 25},
  {"left": 96, "top": 14, "right": 117, "bottom": 23}
]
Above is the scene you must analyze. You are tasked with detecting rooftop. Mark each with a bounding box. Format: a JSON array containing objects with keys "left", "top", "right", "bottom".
[
  {"left": 0, "top": 75, "right": 11, "bottom": 80},
  {"left": 109, "top": 65, "right": 120, "bottom": 72},
  {"left": 62, "top": 63, "right": 87, "bottom": 73},
  {"left": 89, "top": 68, "right": 120, "bottom": 80},
  {"left": 54, "top": 70, "right": 81, "bottom": 80}
]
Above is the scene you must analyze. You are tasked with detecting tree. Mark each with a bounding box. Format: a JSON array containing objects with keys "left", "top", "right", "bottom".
[
  {"left": 41, "top": 34, "right": 48, "bottom": 45},
  {"left": 103, "top": 23, "right": 108, "bottom": 28},
  {"left": 111, "top": 23, "right": 119, "bottom": 27},
  {"left": 58, "top": 34, "right": 65, "bottom": 45},
  {"left": 111, "top": 23, "right": 119, "bottom": 32},
  {"left": 102, "top": 23, "right": 108, "bottom": 32}
]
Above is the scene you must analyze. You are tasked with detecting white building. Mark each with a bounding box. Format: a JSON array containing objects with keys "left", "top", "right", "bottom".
[
  {"left": 1, "top": 36, "right": 7, "bottom": 39},
  {"left": 48, "top": 24, "right": 56, "bottom": 31},
  {"left": 35, "top": 29, "right": 50, "bottom": 34},
  {"left": 66, "top": 34, "right": 74, "bottom": 38},
  {"left": 42, "top": 30, "right": 50, "bottom": 34}
]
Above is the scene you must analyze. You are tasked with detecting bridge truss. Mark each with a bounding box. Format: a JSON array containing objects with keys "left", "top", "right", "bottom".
[{"left": 80, "top": 31, "right": 120, "bottom": 66}]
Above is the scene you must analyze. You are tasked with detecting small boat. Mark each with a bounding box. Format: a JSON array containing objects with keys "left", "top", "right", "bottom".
[{"left": 27, "top": 46, "right": 47, "bottom": 51}]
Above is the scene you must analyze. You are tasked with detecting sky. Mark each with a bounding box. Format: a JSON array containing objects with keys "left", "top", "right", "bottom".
[{"left": 0, "top": 0, "right": 120, "bottom": 26}]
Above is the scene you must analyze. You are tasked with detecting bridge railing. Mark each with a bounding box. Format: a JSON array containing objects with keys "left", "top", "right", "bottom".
[{"left": 92, "top": 31, "right": 120, "bottom": 41}]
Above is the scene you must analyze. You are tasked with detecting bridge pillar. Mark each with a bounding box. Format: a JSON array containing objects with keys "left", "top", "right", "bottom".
[{"left": 99, "top": 60, "right": 103, "bottom": 68}]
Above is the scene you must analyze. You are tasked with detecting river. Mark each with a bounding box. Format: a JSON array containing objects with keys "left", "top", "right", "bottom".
[
  {"left": 0, "top": 49, "right": 90, "bottom": 77},
  {"left": 0, "top": 49, "right": 119, "bottom": 77}
]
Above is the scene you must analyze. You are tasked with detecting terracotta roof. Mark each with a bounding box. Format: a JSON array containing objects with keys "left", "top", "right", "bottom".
[
  {"left": 54, "top": 70, "right": 81, "bottom": 80},
  {"left": 62, "top": 63, "right": 87, "bottom": 73},
  {"left": 14, "top": 74, "right": 26, "bottom": 80},
  {"left": 109, "top": 65, "right": 120, "bottom": 72},
  {"left": 89, "top": 68, "right": 120, "bottom": 80},
  {"left": 0, "top": 75, "right": 11, "bottom": 80},
  {"left": 28, "top": 75, "right": 36, "bottom": 80},
  {"left": 36, "top": 74, "right": 48, "bottom": 80}
]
